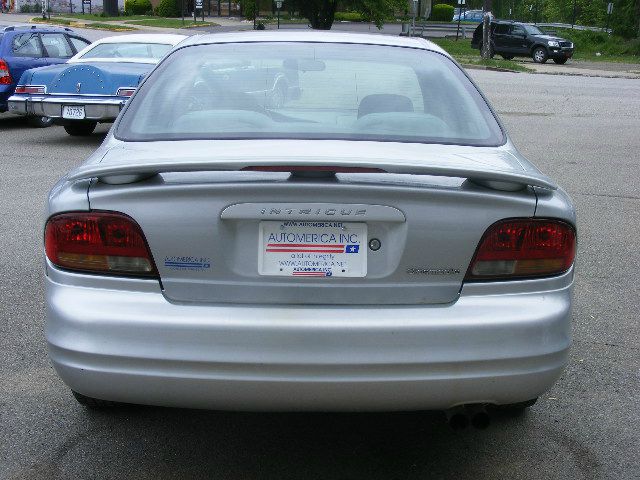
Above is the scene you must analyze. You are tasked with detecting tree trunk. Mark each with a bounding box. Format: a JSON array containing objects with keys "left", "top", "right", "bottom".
[
  {"left": 301, "top": 0, "right": 338, "bottom": 30},
  {"left": 481, "top": 0, "right": 493, "bottom": 59}
]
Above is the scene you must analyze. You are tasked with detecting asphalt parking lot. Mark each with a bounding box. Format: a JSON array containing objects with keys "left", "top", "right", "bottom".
[{"left": 1, "top": 70, "right": 639, "bottom": 479}]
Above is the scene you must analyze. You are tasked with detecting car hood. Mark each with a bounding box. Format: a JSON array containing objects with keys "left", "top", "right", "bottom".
[
  {"left": 531, "top": 34, "right": 570, "bottom": 42},
  {"left": 24, "top": 62, "right": 153, "bottom": 95}
]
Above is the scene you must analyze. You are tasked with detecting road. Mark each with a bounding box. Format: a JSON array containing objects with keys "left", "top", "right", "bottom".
[{"left": 1, "top": 71, "right": 639, "bottom": 479}]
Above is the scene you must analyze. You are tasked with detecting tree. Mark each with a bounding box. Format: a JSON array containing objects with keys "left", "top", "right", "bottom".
[
  {"left": 298, "top": 0, "right": 339, "bottom": 29},
  {"left": 290, "top": 0, "right": 407, "bottom": 29},
  {"left": 481, "top": 0, "right": 493, "bottom": 59}
]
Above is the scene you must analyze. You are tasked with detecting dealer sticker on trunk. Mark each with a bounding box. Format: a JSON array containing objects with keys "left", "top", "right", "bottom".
[{"left": 259, "top": 221, "right": 367, "bottom": 277}]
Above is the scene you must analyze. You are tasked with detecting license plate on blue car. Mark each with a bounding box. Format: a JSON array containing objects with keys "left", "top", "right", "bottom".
[{"left": 62, "top": 105, "right": 85, "bottom": 120}]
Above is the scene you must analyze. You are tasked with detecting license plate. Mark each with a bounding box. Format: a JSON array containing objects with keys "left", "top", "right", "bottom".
[
  {"left": 62, "top": 105, "right": 85, "bottom": 120},
  {"left": 259, "top": 221, "right": 367, "bottom": 277}
]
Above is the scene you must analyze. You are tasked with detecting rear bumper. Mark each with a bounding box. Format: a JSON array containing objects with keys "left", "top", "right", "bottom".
[
  {"left": 7, "top": 94, "right": 124, "bottom": 120},
  {"left": 46, "top": 267, "right": 573, "bottom": 411}
]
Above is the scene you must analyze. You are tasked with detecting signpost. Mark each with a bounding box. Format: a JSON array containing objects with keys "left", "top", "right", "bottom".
[
  {"left": 410, "top": 0, "right": 418, "bottom": 37},
  {"left": 195, "top": 0, "right": 203, "bottom": 22},
  {"left": 606, "top": 2, "right": 613, "bottom": 33},
  {"left": 275, "top": 0, "right": 282, "bottom": 29},
  {"left": 456, "top": 0, "right": 466, "bottom": 41},
  {"left": 81, "top": 0, "right": 91, "bottom": 15}
]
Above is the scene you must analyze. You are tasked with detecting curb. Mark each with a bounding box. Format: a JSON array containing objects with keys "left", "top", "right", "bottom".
[{"left": 461, "top": 64, "right": 523, "bottom": 73}]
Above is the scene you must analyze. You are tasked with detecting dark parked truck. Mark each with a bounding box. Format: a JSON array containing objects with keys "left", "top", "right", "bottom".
[{"left": 472, "top": 21, "right": 574, "bottom": 64}]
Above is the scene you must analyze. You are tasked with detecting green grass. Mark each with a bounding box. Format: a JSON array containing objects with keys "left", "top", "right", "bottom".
[
  {"left": 431, "top": 38, "right": 532, "bottom": 72},
  {"left": 83, "top": 22, "right": 137, "bottom": 31},
  {"left": 54, "top": 13, "right": 151, "bottom": 22},
  {"left": 124, "top": 18, "right": 218, "bottom": 28},
  {"left": 31, "top": 17, "right": 73, "bottom": 25},
  {"left": 32, "top": 16, "right": 137, "bottom": 30},
  {"left": 31, "top": 17, "right": 137, "bottom": 32},
  {"left": 462, "top": 58, "right": 533, "bottom": 72},
  {"left": 431, "top": 37, "right": 477, "bottom": 56},
  {"left": 542, "top": 27, "right": 640, "bottom": 63}
]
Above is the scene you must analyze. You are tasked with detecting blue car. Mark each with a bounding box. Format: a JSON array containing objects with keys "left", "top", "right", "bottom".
[
  {"left": 0, "top": 25, "right": 90, "bottom": 127},
  {"left": 8, "top": 34, "right": 186, "bottom": 136},
  {"left": 452, "top": 10, "right": 485, "bottom": 23}
]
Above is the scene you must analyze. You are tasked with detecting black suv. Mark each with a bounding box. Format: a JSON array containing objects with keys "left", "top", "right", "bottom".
[{"left": 472, "top": 21, "right": 574, "bottom": 64}]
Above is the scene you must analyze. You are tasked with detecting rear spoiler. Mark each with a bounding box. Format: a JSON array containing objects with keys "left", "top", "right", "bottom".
[{"left": 67, "top": 159, "right": 557, "bottom": 191}]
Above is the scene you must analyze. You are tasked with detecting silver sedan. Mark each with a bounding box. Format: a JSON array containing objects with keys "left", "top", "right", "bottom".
[{"left": 44, "top": 32, "right": 576, "bottom": 426}]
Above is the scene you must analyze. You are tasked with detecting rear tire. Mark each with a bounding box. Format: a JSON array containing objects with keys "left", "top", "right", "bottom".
[
  {"left": 553, "top": 58, "right": 568, "bottom": 64},
  {"left": 72, "top": 390, "right": 120, "bottom": 409},
  {"left": 64, "top": 122, "right": 97, "bottom": 137},
  {"left": 532, "top": 47, "right": 548, "bottom": 63},
  {"left": 27, "top": 116, "right": 53, "bottom": 128}
]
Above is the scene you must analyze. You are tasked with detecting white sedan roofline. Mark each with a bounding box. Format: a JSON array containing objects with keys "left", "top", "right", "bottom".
[
  {"left": 180, "top": 31, "right": 449, "bottom": 57},
  {"left": 69, "top": 34, "right": 187, "bottom": 62},
  {"left": 68, "top": 57, "right": 158, "bottom": 64}
]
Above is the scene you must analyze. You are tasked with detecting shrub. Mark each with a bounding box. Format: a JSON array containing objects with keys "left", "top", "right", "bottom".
[
  {"left": 429, "top": 3, "right": 454, "bottom": 22},
  {"left": 125, "top": 0, "right": 152, "bottom": 15},
  {"left": 239, "top": 0, "right": 256, "bottom": 20},
  {"left": 155, "top": 0, "right": 180, "bottom": 17},
  {"left": 334, "top": 12, "right": 365, "bottom": 22}
]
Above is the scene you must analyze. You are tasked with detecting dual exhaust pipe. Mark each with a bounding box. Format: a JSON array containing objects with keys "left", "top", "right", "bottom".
[{"left": 445, "top": 405, "right": 491, "bottom": 430}]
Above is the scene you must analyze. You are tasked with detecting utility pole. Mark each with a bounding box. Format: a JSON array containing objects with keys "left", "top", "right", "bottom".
[{"left": 481, "top": 0, "right": 492, "bottom": 59}]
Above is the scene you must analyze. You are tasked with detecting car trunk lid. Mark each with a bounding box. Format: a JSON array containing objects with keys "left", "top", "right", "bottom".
[{"left": 83, "top": 140, "right": 542, "bottom": 305}]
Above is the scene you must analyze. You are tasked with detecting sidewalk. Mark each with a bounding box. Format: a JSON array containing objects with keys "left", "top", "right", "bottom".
[{"left": 518, "top": 58, "right": 640, "bottom": 79}]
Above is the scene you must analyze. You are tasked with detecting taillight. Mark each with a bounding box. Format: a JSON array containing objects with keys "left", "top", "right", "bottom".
[
  {"left": 465, "top": 219, "right": 576, "bottom": 280},
  {"left": 116, "top": 87, "right": 136, "bottom": 97},
  {"left": 0, "top": 59, "right": 12, "bottom": 85},
  {"left": 45, "top": 212, "right": 157, "bottom": 277},
  {"left": 14, "top": 85, "right": 46, "bottom": 94}
]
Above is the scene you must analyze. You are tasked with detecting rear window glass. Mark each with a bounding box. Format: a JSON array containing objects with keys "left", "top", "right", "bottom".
[
  {"left": 69, "top": 36, "right": 90, "bottom": 53},
  {"left": 117, "top": 42, "right": 504, "bottom": 147},
  {"left": 80, "top": 42, "right": 172, "bottom": 60},
  {"left": 12, "top": 33, "right": 43, "bottom": 57},
  {"left": 41, "top": 33, "right": 74, "bottom": 58}
]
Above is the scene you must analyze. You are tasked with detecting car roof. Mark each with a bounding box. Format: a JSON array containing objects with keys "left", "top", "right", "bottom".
[
  {"left": 179, "top": 31, "right": 448, "bottom": 57},
  {"left": 93, "top": 34, "right": 187, "bottom": 46},
  {"left": 1, "top": 24, "right": 74, "bottom": 33}
]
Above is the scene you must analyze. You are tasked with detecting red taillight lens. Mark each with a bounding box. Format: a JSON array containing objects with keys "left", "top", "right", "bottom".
[
  {"left": 0, "top": 59, "right": 12, "bottom": 85},
  {"left": 116, "top": 87, "right": 136, "bottom": 97},
  {"left": 45, "top": 212, "right": 157, "bottom": 277},
  {"left": 465, "top": 219, "right": 576, "bottom": 280},
  {"left": 14, "top": 85, "right": 45, "bottom": 94}
]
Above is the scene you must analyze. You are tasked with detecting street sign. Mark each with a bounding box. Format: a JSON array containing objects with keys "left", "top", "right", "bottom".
[
  {"left": 607, "top": 2, "right": 613, "bottom": 14},
  {"left": 458, "top": 0, "right": 465, "bottom": 5},
  {"left": 276, "top": 0, "right": 282, "bottom": 8},
  {"left": 195, "top": 0, "right": 203, "bottom": 8}
]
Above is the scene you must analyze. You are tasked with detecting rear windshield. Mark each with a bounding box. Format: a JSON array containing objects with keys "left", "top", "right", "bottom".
[
  {"left": 116, "top": 42, "right": 504, "bottom": 146},
  {"left": 80, "top": 42, "right": 172, "bottom": 60}
]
